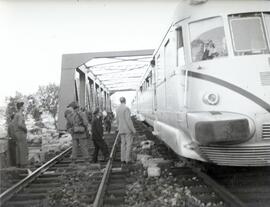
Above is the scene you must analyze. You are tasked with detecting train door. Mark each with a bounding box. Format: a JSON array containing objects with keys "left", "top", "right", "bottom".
[
  {"left": 175, "top": 26, "right": 186, "bottom": 108},
  {"left": 164, "top": 35, "right": 179, "bottom": 127},
  {"left": 147, "top": 71, "right": 155, "bottom": 121},
  {"left": 153, "top": 65, "right": 157, "bottom": 112},
  {"left": 175, "top": 26, "right": 188, "bottom": 127},
  {"left": 155, "top": 53, "right": 166, "bottom": 123}
]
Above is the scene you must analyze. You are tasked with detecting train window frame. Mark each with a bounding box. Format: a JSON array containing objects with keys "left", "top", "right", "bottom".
[
  {"left": 176, "top": 27, "right": 185, "bottom": 67},
  {"left": 149, "top": 71, "right": 153, "bottom": 86},
  {"left": 145, "top": 71, "right": 152, "bottom": 89},
  {"left": 189, "top": 16, "right": 228, "bottom": 62},
  {"left": 156, "top": 54, "right": 164, "bottom": 86},
  {"left": 263, "top": 13, "right": 270, "bottom": 48},
  {"left": 143, "top": 81, "right": 146, "bottom": 90},
  {"left": 164, "top": 38, "right": 176, "bottom": 79},
  {"left": 228, "top": 12, "right": 270, "bottom": 56},
  {"left": 140, "top": 85, "right": 143, "bottom": 93},
  {"left": 145, "top": 78, "right": 149, "bottom": 88}
]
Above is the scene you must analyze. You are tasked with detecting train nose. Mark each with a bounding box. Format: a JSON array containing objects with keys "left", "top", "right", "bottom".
[{"left": 187, "top": 112, "right": 255, "bottom": 145}]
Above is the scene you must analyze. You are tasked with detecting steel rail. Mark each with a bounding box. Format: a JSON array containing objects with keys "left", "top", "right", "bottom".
[
  {"left": 93, "top": 133, "right": 120, "bottom": 207},
  {"left": 0, "top": 146, "right": 72, "bottom": 206},
  {"left": 140, "top": 120, "right": 245, "bottom": 207},
  {"left": 190, "top": 167, "right": 246, "bottom": 207}
]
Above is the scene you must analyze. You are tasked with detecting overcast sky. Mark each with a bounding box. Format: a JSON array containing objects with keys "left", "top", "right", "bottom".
[{"left": 0, "top": 0, "right": 179, "bottom": 106}]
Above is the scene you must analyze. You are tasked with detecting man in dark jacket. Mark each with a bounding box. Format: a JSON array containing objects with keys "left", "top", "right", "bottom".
[
  {"left": 13, "top": 102, "right": 28, "bottom": 168},
  {"left": 104, "top": 112, "right": 112, "bottom": 134},
  {"left": 8, "top": 114, "right": 17, "bottom": 166},
  {"left": 64, "top": 107, "right": 73, "bottom": 135},
  {"left": 91, "top": 108, "right": 109, "bottom": 163}
]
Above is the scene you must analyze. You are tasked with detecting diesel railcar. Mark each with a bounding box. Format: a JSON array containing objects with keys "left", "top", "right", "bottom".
[{"left": 133, "top": 0, "right": 270, "bottom": 166}]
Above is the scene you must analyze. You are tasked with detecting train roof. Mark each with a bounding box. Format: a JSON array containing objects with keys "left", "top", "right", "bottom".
[
  {"left": 173, "top": 0, "right": 270, "bottom": 24},
  {"left": 140, "top": 0, "right": 270, "bottom": 88},
  {"left": 151, "top": 0, "right": 269, "bottom": 58}
]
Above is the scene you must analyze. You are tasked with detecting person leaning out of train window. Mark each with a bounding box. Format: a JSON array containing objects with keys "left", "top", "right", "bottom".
[
  {"left": 7, "top": 113, "right": 17, "bottom": 167},
  {"left": 202, "top": 40, "right": 219, "bottom": 60},
  {"left": 91, "top": 108, "right": 109, "bottom": 163},
  {"left": 67, "top": 101, "right": 91, "bottom": 163}
]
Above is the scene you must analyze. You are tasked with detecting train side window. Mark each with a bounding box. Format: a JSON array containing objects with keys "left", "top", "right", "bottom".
[
  {"left": 156, "top": 55, "right": 164, "bottom": 84},
  {"left": 176, "top": 27, "right": 185, "bottom": 66},
  {"left": 149, "top": 71, "right": 153, "bottom": 85},
  {"left": 189, "top": 17, "right": 228, "bottom": 62},
  {"left": 229, "top": 13, "right": 269, "bottom": 55},
  {"left": 264, "top": 13, "right": 270, "bottom": 47}
]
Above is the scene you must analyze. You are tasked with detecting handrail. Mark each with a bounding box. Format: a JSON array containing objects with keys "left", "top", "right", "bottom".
[
  {"left": 0, "top": 146, "right": 72, "bottom": 206},
  {"left": 93, "top": 133, "right": 120, "bottom": 207}
]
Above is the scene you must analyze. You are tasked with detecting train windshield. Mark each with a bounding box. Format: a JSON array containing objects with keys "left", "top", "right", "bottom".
[
  {"left": 229, "top": 13, "right": 270, "bottom": 56},
  {"left": 189, "top": 17, "right": 228, "bottom": 62}
]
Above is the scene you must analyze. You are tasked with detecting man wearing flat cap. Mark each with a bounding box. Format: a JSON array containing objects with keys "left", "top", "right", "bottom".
[
  {"left": 67, "top": 101, "right": 90, "bottom": 162},
  {"left": 116, "top": 97, "right": 136, "bottom": 166}
]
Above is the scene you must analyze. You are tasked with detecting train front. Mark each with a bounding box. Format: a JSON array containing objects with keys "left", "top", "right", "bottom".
[{"left": 185, "top": 3, "right": 270, "bottom": 166}]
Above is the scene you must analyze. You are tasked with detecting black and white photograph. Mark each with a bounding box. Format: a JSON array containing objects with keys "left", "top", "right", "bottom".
[{"left": 0, "top": 0, "right": 270, "bottom": 206}]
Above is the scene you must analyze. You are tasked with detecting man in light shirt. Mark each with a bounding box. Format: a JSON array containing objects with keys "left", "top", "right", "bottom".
[{"left": 116, "top": 97, "right": 136, "bottom": 166}]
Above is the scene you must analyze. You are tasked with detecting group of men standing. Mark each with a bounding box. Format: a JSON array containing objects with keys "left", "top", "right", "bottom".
[
  {"left": 66, "top": 96, "right": 136, "bottom": 166},
  {"left": 6, "top": 96, "right": 136, "bottom": 169},
  {"left": 65, "top": 101, "right": 110, "bottom": 163}
]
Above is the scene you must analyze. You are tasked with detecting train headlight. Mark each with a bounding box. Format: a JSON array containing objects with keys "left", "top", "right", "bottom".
[{"left": 203, "top": 92, "right": 219, "bottom": 105}]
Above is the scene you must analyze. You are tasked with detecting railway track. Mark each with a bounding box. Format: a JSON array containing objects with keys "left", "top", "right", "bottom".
[
  {"left": 91, "top": 119, "right": 269, "bottom": 207},
  {"left": 4, "top": 118, "right": 268, "bottom": 207},
  {"left": 92, "top": 119, "right": 143, "bottom": 207},
  {"left": 207, "top": 165, "right": 270, "bottom": 207},
  {"left": 1, "top": 129, "right": 138, "bottom": 207},
  {"left": 0, "top": 132, "right": 121, "bottom": 207},
  {"left": 0, "top": 146, "right": 73, "bottom": 207},
  {"left": 137, "top": 119, "right": 270, "bottom": 206},
  {"left": 92, "top": 133, "right": 130, "bottom": 207},
  {"left": 135, "top": 120, "right": 247, "bottom": 207}
]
